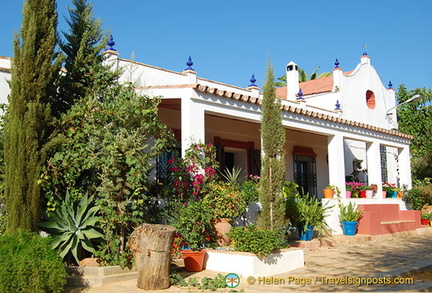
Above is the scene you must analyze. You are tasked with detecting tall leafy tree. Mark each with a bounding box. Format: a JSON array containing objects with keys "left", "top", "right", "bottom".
[
  {"left": 42, "top": 82, "right": 175, "bottom": 266},
  {"left": 4, "top": 0, "right": 62, "bottom": 231},
  {"left": 396, "top": 85, "right": 432, "bottom": 180},
  {"left": 258, "top": 61, "right": 287, "bottom": 233},
  {"left": 56, "top": 0, "right": 114, "bottom": 116},
  {"left": 39, "top": 0, "right": 175, "bottom": 265},
  {"left": 43, "top": 0, "right": 117, "bottom": 206}
]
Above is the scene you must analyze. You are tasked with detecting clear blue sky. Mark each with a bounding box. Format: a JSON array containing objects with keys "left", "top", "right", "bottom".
[{"left": 1, "top": 0, "right": 431, "bottom": 92}]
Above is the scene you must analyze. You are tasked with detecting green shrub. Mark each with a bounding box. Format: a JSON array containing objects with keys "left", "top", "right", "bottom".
[
  {"left": 239, "top": 176, "right": 260, "bottom": 205},
  {"left": 296, "top": 194, "right": 333, "bottom": 238},
  {"left": 203, "top": 181, "right": 246, "bottom": 219},
  {"left": 172, "top": 200, "right": 216, "bottom": 251},
  {"left": 227, "top": 225, "right": 280, "bottom": 257},
  {"left": 403, "top": 186, "right": 432, "bottom": 210},
  {"left": 0, "top": 230, "right": 67, "bottom": 293},
  {"left": 283, "top": 181, "right": 301, "bottom": 226}
]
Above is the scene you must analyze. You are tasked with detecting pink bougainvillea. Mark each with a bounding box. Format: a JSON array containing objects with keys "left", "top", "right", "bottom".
[{"left": 167, "top": 143, "right": 219, "bottom": 200}]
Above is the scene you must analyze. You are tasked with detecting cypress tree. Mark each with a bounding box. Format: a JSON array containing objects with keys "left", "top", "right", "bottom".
[
  {"left": 4, "top": 0, "right": 61, "bottom": 231},
  {"left": 258, "top": 61, "right": 287, "bottom": 233},
  {"left": 56, "top": 0, "right": 115, "bottom": 115}
]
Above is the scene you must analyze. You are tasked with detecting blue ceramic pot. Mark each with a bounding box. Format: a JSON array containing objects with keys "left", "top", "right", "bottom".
[
  {"left": 341, "top": 221, "right": 358, "bottom": 236},
  {"left": 299, "top": 225, "right": 314, "bottom": 241}
]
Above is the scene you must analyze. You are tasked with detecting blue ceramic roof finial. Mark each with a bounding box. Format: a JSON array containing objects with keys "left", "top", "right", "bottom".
[
  {"left": 388, "top": 81, "right": 393, "bottom": 89},
  {"left": 296, "top": 88, "right": 304, "bottom": 100},
  {"left": 363, "top": 52, "right": 368, "bottom": 56},
  {"left": 334, "top": 58, "right": 340, "bottom": 68},
  {"left": 106, "top": 35, "right": 117, "bottom": 51},
  {"left": 249, "top": 74, "right": 257, "bottom": 87},
  {"left": 335, "top": 100, "right": 341, "bottom": 111},
  {"left": 185, "top": 56, "right": 194, "bottom": 71}
]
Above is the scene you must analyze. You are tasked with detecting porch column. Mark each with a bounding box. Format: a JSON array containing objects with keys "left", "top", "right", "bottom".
[
  {"left": 398, "top": 146, "right": 412, "bottom": 189},
  {"left": 366, "top": 140, "right": 383, "bottom": 198},
  {"left": 327, "top": 134, "right": 346, "bottom": 194},
  {"left": 181, "top": 96, "right": 205, "bottom": 156}
]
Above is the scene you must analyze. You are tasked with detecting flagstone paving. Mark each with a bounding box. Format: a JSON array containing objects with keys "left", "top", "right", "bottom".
[{"left": 72, "top": 228, "right": 432, "bottom": 292}]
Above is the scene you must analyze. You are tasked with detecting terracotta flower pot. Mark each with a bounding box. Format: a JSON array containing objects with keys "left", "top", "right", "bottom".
[
  {"left": 182, "top": 250, "right": 206, "bottom": 272},
  {"left": 323, "top": 189, "right": 334, "bottom": 199},
  {"left": 213, "top": 218, "right": 232, "bottom": 247}
]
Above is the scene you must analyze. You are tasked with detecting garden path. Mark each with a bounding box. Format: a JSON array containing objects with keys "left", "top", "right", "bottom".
[{"left": 75, "top": 228, "right": 432, "bottom": 292}]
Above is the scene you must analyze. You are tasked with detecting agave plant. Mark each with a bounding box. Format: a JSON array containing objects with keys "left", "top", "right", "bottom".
[
  {"left": 221, "top": 166, "right": 245, "bottom": 186},
  {"left": 39, "top": 191, "right": 103, "bottom": 265}
]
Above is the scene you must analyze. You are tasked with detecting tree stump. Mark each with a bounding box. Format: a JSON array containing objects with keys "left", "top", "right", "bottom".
[{"left": 128, "top": 224, "right": 176, "bottom": 290}]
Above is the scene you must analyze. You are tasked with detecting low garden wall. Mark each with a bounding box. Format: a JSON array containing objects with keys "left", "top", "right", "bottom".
[
  {"left": 205, "top": 248, "right": 304, "bottom": 277},
  {"left": 66, "top": 265, "right": 137, "bottom": 288}
]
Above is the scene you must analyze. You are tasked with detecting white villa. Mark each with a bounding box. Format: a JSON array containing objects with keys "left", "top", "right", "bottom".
[{"left": 0, "top": 38, "right": 417, "bottom": 235}]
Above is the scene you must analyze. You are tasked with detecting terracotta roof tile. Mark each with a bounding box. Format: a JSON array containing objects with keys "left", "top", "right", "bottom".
[
  {"left": 192, "top": 83, "right": 413, "bottom": 140},
  {"left": 299, "top": 76, "right": 333, "bottom": 95},
  {"left": 276, "top": 76, "right": 333, "bottom": 99}
]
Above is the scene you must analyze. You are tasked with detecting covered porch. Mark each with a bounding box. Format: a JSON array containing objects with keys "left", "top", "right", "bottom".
[{"left": 154, "top": 84, "right": 414, "bottom": 236}]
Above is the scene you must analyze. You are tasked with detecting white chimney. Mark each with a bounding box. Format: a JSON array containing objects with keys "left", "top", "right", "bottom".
[{"left": 286, "top": 61, "right": 299, "bottom": 100}]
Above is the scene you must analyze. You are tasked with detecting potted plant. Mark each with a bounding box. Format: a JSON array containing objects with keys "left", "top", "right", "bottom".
[
  {"left": 365, "top": 185, "right": 374, "bottom": 198},
  {"left": 420, "top": 213, "right": 431, "bottom": 226},
  {"left": 358, "top": 184, "right": 368, "bottom": 198},
  {"left": 396, "top": 187, "right": 403, "bottom": 198},
  {"left": 172, "top": 200, "right": 216, "bottom": 271},
  {"left": 338, "top": 201, "right": 363, "bottom": 236},
  {"left": 345, "top": 182, "right": 354, "bottom": 198},
  {"left": 297, "top": 195, "right": 333, "bottom": 240},
  {"left": 420, "top": 205, "right": 432, "bottom": 226},
  {"left": 322, "top": 185, "right": 340, "bottom": 199},
  {"left": 383, "top": 182, "right": 397, "bottom": 198},
  {"left": 347, "top": 182, "right": 365, "bottom": 198},
  {"left": 203, "top": 181, "right": 246, "bottom": 246}
]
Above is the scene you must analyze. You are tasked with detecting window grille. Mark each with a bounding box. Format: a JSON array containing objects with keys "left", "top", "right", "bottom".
[
  {"left": 380, "top": 145, "right": 388, "bottom": 182},
  {"left": 156, "top": 148, "right": 180, "bottom": 184},
  {"left": 293, "top": 154, "right": 317, "bottom": 197}
]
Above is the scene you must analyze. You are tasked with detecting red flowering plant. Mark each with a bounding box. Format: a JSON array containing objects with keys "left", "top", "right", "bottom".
[
  {"left": 167, "top": 143, "right": 219, "bottom": 201},
  {"left": 345, "top": 182, "right": 366, "bottom": 198},
  {"left": 346, "top": 182, "right": 365, "bottom": 192},
  {"left": 164, "top": 143, "right": 219, "bottom": 251},
  {"left": 382, "top": 182, "right": 397, "bottom": 192}
]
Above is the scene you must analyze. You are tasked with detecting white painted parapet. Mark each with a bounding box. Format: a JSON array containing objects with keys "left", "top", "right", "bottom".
[{"left": 205, "top": 248, "right": 304, "bottom": 277}]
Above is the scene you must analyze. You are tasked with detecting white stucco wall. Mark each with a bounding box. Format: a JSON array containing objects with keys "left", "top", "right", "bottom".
[
  {"left": 0, "top": 57, "right": 11, "bottom": 106},
  {"left": 296, "top": 55, "right": 397, "bottom": 131},
  {"left": 338, "top": 60, "right": 395, "bottom": 129}
]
